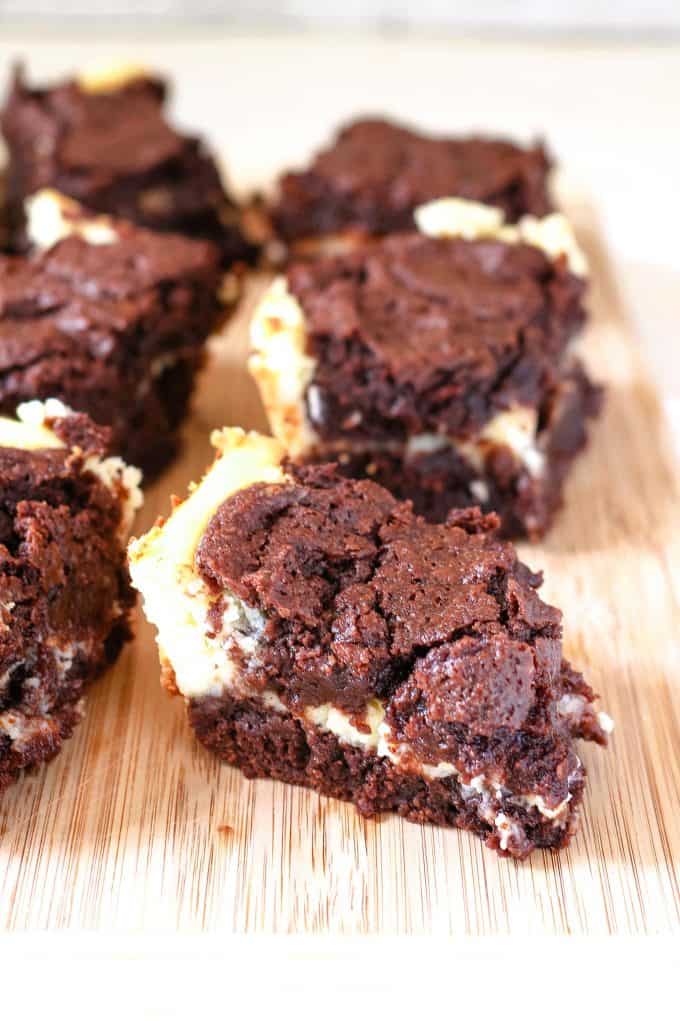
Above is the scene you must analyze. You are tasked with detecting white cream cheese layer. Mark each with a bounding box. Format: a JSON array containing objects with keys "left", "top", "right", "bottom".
[
  {"left": 26, "top": 189, "right": 119, "bottom": 250},
  {"left": 84, "top": 454, "right": 143, "bottom": 539},
  {"left": 249, "top": 277, "right": 319, "bottom": 459},
  {"left": 304, "top": 697, "right": 575, "bottom": 832},
  {"left": 76, "top": 62, "right": 150, "bottom": 94},
  {"left": 557, "top": 692, "right": 615, "bottom": 738},
  {"left": 0, "top": 398, "right": 67, "bottom": 451},
  {"left": 404, "top": 404, "right": 545, "bottom": 479},
  {"left": 128, "top": 428, "right": 288, "bottom": 700},
  {"left": 305, "top": 699, "right": 389, "bottom": 753},
  {"left": 414, "top": 196, "right": 588, "bottom": 277},
  {"left": 477, "top": 405, "right": 543, "bottom": 472}
]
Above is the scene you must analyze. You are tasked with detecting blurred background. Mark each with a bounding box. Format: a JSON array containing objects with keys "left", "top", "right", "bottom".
[
  {"left": 0, "top": 1, "right": 679, "bottom": 430},
  {"left": 0, "top": 2, "right": 680, "bottom": 35}
]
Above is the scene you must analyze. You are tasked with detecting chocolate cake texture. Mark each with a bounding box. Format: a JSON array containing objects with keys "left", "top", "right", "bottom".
[
  {"left": 0, "top": 399, "right": 141, "bottom": 794},
  {"left": 250, "top": 197, "right": 599, "bottom": 539},
  {"left": 129, "top": 428, "right": 611, "bottom": 859}
]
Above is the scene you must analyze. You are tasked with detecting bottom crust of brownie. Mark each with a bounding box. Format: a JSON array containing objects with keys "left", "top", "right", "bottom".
[
  {"left": 315, "top": 363, "right": 601, "bottom": 539},
  {"left": 189, "top": 693, "right": 584, "bottom": 859}
]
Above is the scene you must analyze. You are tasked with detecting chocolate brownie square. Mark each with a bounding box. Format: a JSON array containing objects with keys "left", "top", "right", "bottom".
[
  {"left": 250, "top": 197, "right": 600, "bottom": 539},
  {"left": 0, "top": 400, "right": 141, "bottom": 794},
  {"left": 1, "top": 64, "right": 256, "bottom": 267},
  {"left": 271, "top": 117, "right": 552, "bottom": 254},
  {"left": 0, "top": 189, "right": 222, "bottom": 478},
  {"left": 129, "top": 428, "right": 611, "bottom": 859}
]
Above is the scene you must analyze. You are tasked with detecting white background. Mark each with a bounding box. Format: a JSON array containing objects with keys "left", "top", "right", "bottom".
[{"left": 1, "top": 1, "right": 680, "bottom": 33}]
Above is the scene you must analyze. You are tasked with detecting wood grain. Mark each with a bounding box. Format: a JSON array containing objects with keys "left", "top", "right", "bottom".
[{"left": 0, "top": 195, "right": 678, "bottom": 936}]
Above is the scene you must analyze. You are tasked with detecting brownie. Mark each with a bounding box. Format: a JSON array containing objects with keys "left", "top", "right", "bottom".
[
  {"left": 0, "top": 64, "right": 256, "bottom": 267},
  {"left": 0, "top": 400, "right": 140, "bottom": 794},
  {"left": 250, "top": 199, "right": 598, "bottom": 539},
  {"left": 0, "top": 190, "right": 222, "bottom": 478},
  {"left": 272, "top": 118, "right": 552, "bottom": 249},
  {"left": 129, "top": 429, "right": 611, "bottom": 859}
]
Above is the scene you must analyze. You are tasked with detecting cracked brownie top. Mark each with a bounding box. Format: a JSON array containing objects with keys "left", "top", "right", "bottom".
[{"left": 197, "top": 463, "right": 556, "bottom": 714}]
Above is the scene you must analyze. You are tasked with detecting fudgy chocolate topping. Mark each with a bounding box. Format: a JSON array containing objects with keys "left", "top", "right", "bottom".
[
  {"left": 196, "top": 466, "right": 562, "bottom": 722},
  {"left": 273, "top": 118, "right": 552, "bottom": 240},
  {"left": 409, "top": 635, "right": 537, "bottom": 735},
  {"left": 53, "top": 83, "right": 182, "bottom": 181},
  {"left": 9, "top": 74, "right": 178, "bottom": 186},
  {"left": 49, "top": 408, "right": 112, "bottom": 456},
  {"left": 287, "top": 233, "right": 586, "bottom": 440}
]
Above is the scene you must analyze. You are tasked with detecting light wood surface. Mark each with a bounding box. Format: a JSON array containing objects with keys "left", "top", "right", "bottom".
[{"left": 0, "top": 195, "right": 678, "bottom": 936}]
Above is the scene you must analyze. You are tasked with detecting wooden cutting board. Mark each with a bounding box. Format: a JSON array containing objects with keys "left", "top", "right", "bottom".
[{"left": 1, "top": 194, "right": 678, "bottom": 937}]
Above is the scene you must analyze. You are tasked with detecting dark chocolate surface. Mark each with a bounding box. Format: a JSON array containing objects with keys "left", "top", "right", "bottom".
[
  {"left": 0, "top": 66, "right": 256, "bottom": 266},
  {"left": 0, "top": 220, "right": 221, "bottom": 475},
  {"left": 288, "top": 232, "right": 587, "bottom": 442},
  {"left": 273, "top": 118, "right": 552, "bottom": 242},
  {"left": 0, "top": 423, "right": 134, "bottom": 793}
]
